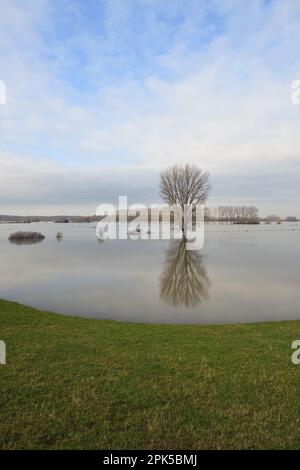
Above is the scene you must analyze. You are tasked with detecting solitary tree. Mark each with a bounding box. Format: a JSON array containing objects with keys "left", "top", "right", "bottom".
[{"left": 160, "top": 163, "right": 210, "bottom": 232}]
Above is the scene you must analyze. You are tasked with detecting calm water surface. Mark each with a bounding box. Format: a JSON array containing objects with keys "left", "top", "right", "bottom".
[{"left": 0, "top": 222, "right": 299, "bottom": 324}]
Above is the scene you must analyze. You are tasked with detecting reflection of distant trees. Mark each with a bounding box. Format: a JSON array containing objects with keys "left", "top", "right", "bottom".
[{"left": 160, "top": 238, "right": 210, "bottom": 308}]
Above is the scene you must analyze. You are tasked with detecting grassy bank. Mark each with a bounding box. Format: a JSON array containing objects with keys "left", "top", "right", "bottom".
[{"left": 0, "top": 298, "right": 300, "bottom": 449}]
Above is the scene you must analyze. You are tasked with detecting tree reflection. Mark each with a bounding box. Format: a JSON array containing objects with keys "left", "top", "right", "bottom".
[{"left": 160, "top": 238, "right": 210, "bottom": 307}]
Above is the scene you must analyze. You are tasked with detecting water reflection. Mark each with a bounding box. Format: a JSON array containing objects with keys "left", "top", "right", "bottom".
[
  {"left": 8, "top": 238, "right": 45, "bottom": 246},
  {"left": 160, "top": 237, "right": 210, "bottom": 307},
  {"left": 1, "top": 222, "right": 300, "bottom": 323}
]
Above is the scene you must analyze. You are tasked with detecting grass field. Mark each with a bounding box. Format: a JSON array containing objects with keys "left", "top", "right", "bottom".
[{"left": 0, "top": 298, "right": 300, "bottom": 449}]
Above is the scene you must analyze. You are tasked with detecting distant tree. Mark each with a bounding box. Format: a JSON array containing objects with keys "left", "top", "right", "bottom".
[
  {"left": 160, "top": 163, "right": 210, "bottom": 232},
  {"left": 216, "top": 205, "right": 259, "bottom": 224}
]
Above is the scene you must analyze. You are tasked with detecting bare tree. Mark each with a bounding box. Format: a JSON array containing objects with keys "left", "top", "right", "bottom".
[{"left": 160, "top": 163, "right": 210, "bottom": 232}]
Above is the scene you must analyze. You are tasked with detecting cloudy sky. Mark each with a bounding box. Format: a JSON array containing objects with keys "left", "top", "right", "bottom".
[{"left": 0, "top": 0, "right": 300, "bottom": 216}]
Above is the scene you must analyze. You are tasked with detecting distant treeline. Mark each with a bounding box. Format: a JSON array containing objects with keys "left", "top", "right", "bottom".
[
  {"left": 0, "top": 215, "right": 102, "bottom": 223},
  {"left": 1, "top": 206, "right": 260, "bottom": 225},
  {"left": 204, "top": 206, "right": 260, "bottom": 224}
]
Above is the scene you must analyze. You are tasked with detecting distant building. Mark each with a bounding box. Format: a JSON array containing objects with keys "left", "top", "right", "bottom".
[{"left": 286, "top": 216, "right": 297, "bottom": 222}]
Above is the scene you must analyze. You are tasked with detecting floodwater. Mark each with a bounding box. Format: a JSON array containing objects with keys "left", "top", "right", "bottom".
[{"left": 0, "top": 222, "right": 299, "bottom": 324}]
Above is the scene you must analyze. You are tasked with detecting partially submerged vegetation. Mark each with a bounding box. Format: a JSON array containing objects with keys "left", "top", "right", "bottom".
[
  {"left": 56, "top": 231, "right": 63, "bottom": 240},
  {"left": 8, "top": 231, "right": 45, "bottom": 244},
  {"left": 1, "top": 298, "right": 300, "bottom": 450}
]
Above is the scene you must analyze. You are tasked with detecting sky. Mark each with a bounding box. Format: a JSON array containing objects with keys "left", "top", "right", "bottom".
[{"left": 0, "top": 0, "right": 300, "bottom": 217}]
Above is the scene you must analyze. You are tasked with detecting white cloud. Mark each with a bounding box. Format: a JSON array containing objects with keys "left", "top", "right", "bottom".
[{"left": 0, "top": 0, "right": 300, "bottom": 216}]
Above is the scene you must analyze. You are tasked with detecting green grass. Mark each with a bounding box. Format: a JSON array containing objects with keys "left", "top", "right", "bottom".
[{"left": 1, "top": 298, "right": 300, "bottom": 450}]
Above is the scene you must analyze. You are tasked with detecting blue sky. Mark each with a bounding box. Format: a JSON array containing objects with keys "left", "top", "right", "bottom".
[{"left": 0, "top": 0, "right": 300, "bottom": 215}]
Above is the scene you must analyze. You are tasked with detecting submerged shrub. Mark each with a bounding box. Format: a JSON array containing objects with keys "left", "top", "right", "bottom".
[{"left": 8, "top": 231, "right": 45, "bottom": 245}]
